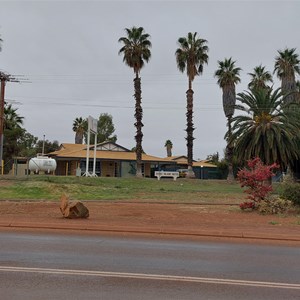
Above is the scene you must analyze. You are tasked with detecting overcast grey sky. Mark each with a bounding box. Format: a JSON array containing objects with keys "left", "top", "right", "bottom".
[{"left": 0, "top": 0, "right": 299, "bottom": 159}]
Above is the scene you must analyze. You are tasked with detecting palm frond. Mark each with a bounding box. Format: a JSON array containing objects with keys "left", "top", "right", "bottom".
[
  {"left": 229, "top": 87, "right": 299, "bottom": 168},
  {"left": 118, "top": 26, "right": 152, "bottom": 75},
  {"left": 175, "top": 32, "right": 209, "bottom": 82}
]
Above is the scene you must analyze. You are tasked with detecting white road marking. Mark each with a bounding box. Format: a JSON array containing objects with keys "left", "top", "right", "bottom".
[{"left": 0, "top": 266, "right": 299, "bottom": 290}]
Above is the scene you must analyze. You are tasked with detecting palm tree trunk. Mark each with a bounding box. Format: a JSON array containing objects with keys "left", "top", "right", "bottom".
[
  {"left": 282, "top": 78, "right": 296, "bottom": 104},
  {"left": 134, "top": 73, "right": 144, "bottom": 178},
  {"left": 226, "top": 117, "right": 234, "bottom": 181},
  {"left": 186, "top": 82, "right": 195, "bottom": 179},
  {"left": 75, "top": 132, "right": 82, "bottom": 144},
  {"left": 166, "top": 146, "right": 172, "bottom": 157}
]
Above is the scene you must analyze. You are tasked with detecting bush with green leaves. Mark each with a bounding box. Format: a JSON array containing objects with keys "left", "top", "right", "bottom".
[
  {"left": 258, "top": 198, "right": 292, "bottom": 215},
  {"left": 280, "top": 183, "right": 300, "bottom": 206}
]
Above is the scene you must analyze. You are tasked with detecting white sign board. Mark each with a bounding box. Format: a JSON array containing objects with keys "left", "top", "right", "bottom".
[{"left": 88, "top": 116, "right": 98, "bottom": 134}]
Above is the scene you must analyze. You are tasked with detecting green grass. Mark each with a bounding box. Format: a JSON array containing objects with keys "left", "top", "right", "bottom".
[
  {"left": 269, "top": 220, "right": 280, "bottom": 225},
  {"left": 0, "top": 176, "right": 245, "bottom": 203}
]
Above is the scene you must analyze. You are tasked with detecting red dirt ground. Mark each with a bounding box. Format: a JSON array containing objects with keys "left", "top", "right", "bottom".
[{"left": 0, "top": 201, "right": 299, "bottom": 244}]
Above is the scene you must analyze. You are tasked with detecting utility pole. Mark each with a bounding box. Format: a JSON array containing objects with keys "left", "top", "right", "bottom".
[
  {"left": 0, "top": 74, "right": 8, "bottom": 174},
  {"left": 0, "top": 72, "right": 19, "bottom": 175},
  {"left": 42, "top": 134, "right": 45, "bottom": 155}
]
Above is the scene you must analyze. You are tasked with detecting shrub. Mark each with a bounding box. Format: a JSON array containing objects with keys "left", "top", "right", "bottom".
[
  {"left": 258, "top": 198, "right": 293, "bottom": 214},
  {"left": 239, "top": 201, "right": 255, "bottom": 210},
  {"left": 237, "top": 157, "right": 279, "bottom": 205},
  {"left": 280, "top": 183, "right": 300, "bottom": 206}
]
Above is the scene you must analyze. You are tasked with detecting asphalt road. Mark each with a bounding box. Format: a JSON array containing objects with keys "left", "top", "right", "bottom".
[{"left": 0, "top": 230, "right": 299, "bottom": 300}]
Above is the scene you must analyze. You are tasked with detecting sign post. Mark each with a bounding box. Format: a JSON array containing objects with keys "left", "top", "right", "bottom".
[{"left": 83, "top": 116, "right": 98, "bottom": 177}]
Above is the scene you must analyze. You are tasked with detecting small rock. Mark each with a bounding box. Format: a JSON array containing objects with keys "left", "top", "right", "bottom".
[{"left": 60, "top": 194, "right": 89, "bottom": 219}]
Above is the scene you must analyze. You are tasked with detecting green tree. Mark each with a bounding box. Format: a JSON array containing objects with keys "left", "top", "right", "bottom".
[
  {"left": 274, "top": 48, "right": 300, "bottom": 104},
  {"left": 18, "top": 131, "right": 38, "bottom": 157},
  {"left": 35, "top": 139, "right": 59, "bottom": 154},
  {"left": 96, "top": 113, "right": 117, "bottom": 143},
  {"left": 228, "top": 87, "right": 300, "bottom": 170},
  {"left": 248, "top": 65, "right": 273, "bottom": 91},
  {"left": 274, "top": 48, "right": 300, "bottom": 178},
  {"left": 118, "top": 26, "right": 151, "bottom": 177},
  {"left": 3, "top": 104, "right": 25, "bottom": 173},
  {"left": 175, "top": 32, "right": 209, "bottom": 178},
  {"left": 72, "top": 117, "right": 87, "bottom": 144},
  {"left": 84, "top": 113, "right": 118, "bottom": 144},
  {"left": 16, "top": 131, "right": 59, "bottom": 158},
  {"left": 214, "top": 57, "right": 241, "bottom": 180},
  {"left": 1, "top": 103, "right": 60, "bottom": 172},
  {"left": 164, "top": 139, "right": 173, "bottom": 157},
  {"left": 206, "top": 152, "right": 219, "bottom": 164}
]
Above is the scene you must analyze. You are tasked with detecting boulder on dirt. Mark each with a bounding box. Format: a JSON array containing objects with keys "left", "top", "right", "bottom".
[{"left": 60, "top": 194, "right": 89, "bottom": 219}]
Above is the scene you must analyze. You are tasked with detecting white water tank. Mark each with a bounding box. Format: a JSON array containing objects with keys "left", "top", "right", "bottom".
[{"left": 29, "top": 156, "right": 57, "bottom": 173}]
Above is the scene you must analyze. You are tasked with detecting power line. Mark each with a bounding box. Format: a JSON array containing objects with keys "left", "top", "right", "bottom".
[
  {"left": 9, "top": 73, "right": 255, "bottom": 84},
  {"left": 6, "top": 95, "right": 289, "bottom": 112},
  {"left": 5, "top": 96, "right": 226, "bottom": 111}
]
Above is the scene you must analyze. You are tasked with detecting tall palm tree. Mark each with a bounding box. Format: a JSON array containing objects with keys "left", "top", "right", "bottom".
[
  {"left": 290, "top": 80, "right": 300, "bottom": 178},
  {"left": 214, "top": 57, "right": 241, "bottom": 180},
  {"left": 118, "top": 26, "right": 151, "bottom": 178},
  {"left": 228, "top": 87, "right": 300, "bottom": 170},
  {"left": 274, "top": 48, "right": 300, "bottom": 104},
  {"left": 164, "top": 140, "right": 173, "bottom": 157},
  {"left": 175, "top": 32, "right": 209, "bottom": 178},
  {"left": 248, "top": 65, "right": 273, "bottom": 91},
  {"left": 72, "top": 117, "right": 87, "bottom": 144}
]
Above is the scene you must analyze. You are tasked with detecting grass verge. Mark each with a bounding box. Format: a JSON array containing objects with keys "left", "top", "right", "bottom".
[{"left": 0, "top": 176, "right": 245, "bottom": 203}]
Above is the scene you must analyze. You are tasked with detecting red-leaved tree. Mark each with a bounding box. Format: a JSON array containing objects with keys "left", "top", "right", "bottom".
[{"left": 237, "top": 158, "right": 279, "bottom": 206}]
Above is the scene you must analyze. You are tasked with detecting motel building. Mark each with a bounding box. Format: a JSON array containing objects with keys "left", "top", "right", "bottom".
[
  {"left": 48, "top": 142, "right": 176, "bottom": 178},
  {"left": 9, "top": 142, "right": 220, "bottom": 179}
]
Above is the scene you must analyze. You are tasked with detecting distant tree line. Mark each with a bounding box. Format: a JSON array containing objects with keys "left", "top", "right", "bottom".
[
  {"left": 72, "top": 113, "right": 117, "bottom": 145},
  {"left": 2, "top": 103, "right": 59, "bottom": 173}
]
